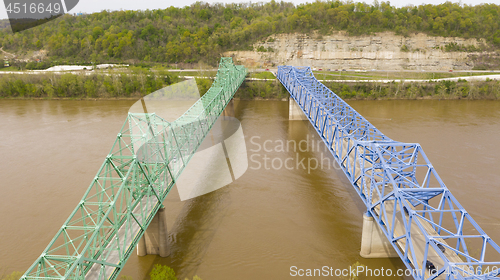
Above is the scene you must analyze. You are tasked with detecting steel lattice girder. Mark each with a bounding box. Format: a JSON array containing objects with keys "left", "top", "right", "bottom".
[
  {"left": 21, "top": 57, "right": 247, "bottom": 280},
  {"left": 277, "top": 66, "right": 500, "bottom": 280}
]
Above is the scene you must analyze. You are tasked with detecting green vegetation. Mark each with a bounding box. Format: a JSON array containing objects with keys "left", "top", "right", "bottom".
[
  {"left": 0, "top": 70, "right": 179, "bottom": 98},
  {"left": 195, "top": 77, "right": 214, "bottom": 96},
  {"left": 325, "top": 80, "right": 500, "bottom": 100},
  {"left": 166, "top": 70, "right": 217, "bottom": 77},
  {"left": 150, "top": 265, "right": 177, "bottom": 280},
  {"left": 236, "top": 79, "right": 500, "bottom": 100},
  {"left": 150, "top": 265, "right": 202, "bottom": 280},
  {"left": 312, "top": 70, "right": 500, "bottom": 81},
  {"left": 1, "top": 1, "right": 500, "bottom": 67},
  {"left": 400, "top": 45, "right": 410, "bottom": 52},
  {"left": 444, "top": 42, "right": 479, "bottom": 52},
  {"left": 235, "top": 80, "right": 288, "bottom": 99},
  {"left": 0, "top": 271, "right": 23, "bottom": 280},
  {"left": 249, "top": 71, "right": 275, "bottom": 79},
  {"left": 0, "top": 266, "right": 202, "bottom": 280},
  {"left": 256, "top": 46, "right": 275, "bottom": 52},
  {"left": 1, "top": 72, "right": 499, "bottom": 100}
]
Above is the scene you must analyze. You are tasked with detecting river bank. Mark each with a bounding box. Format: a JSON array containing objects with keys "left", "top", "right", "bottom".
[
  {"left": 235, "top": 80, "right": 500, "bottom": 100},
  {"left": 0, "top": 71, "right": 179, "bottom": 99},
  {"left": 0, "top": 73, "right": 499, "bottom": 100}
]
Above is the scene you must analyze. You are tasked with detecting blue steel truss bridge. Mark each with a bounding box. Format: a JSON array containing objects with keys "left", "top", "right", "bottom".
[{"left": 277, "top": 66, "right": 500, "bottom": 280}]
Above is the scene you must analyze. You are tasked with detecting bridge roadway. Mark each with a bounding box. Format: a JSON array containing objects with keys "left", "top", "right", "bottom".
[
  {"left": 20, "top": 58, "right": 246, "bottom": 280},
  {"left": 278, "top": 66, "right": 500, "bottom": 280}
]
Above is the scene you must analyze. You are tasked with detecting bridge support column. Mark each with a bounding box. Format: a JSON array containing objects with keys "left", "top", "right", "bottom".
[
  {"left": 360, "top": 212, "right": 399, "bottom": 258},
  {"left": 137, "top": 234, "right": 147, "bottom": 256},
  {"left": 222, "top": 99, "right": 235, "bottom": 118},
  {"left": 289, "top": 98, "right": 308, "bottom": 121},
  {"left": 137, "top": 207, "right": 170, "bottom": 257}
]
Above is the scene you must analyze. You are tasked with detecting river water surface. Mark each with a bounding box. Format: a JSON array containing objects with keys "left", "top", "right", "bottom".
[{"left": 1, "top": 99, "right": 499, "bottom": 279}]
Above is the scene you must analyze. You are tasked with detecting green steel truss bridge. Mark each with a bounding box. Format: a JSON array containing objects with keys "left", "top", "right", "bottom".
[{"left": 21, "top": 58, "right": 247, "bottom": 280}]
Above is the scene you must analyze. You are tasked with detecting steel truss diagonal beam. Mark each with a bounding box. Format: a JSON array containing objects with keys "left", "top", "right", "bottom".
[
  {"left": 277, "top": 66, "right": 500, "bottom": 280},
  {"left": 21, "top": 58, "right": 247, "bottom": 280}
]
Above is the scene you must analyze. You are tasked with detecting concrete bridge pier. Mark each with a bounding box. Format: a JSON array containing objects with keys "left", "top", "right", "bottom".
[
  {"left": 360, "top": 212, "right": 399, "bottom": 258},
  {"left": 222, "top": 99, "right": 235, "bottom": 118},
  {"left": 289, "top": 98, "right": 308, "bottom": 121},
  {"left": 137, "top": 207, "right": 170, "bottom": 257}
]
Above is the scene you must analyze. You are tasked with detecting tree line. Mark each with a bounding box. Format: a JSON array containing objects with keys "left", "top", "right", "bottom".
[
  {"left": 0, "top": 70, "right": 179, "bottom": 98},
  {"left": 325, "top": 79, "right": 500, "bottom": 100},
  {"left": 238, "top": 80, "right": 500, "bottom": 100},
  {"left": 1, "top": 72, "right": 499, "bottom": 100},
  {"left": 0, "top": 1, "right": 499, "bottom": 67}
]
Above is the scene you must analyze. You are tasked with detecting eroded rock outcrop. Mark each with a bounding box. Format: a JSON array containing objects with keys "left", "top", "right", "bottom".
[{"left": 225, "top": 31, "right": 491, "bottom": 70}]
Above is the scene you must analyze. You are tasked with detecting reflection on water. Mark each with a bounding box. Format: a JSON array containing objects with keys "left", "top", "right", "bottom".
[{"left": 0, "top": 99, "right": 499, "bottom": 279}]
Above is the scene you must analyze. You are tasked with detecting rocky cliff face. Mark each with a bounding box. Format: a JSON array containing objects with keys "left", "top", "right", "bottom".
[{"left": 225, "top": 31, "right": 491, "bottom": 70}]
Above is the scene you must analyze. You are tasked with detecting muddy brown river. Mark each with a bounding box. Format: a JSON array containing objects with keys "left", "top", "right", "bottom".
[{"left": 1, "top": 99, "right": 499, "bottom": 279}]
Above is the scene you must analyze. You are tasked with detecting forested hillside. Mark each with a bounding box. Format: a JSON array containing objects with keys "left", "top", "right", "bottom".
[{"left": 1, "top": 0, "right": 499, "bottom": 66}]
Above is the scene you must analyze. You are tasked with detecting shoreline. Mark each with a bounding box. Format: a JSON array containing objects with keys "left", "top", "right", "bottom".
[
  {"left": 0, "top": 97, "right": 140, "bottom": 101},
  {"left": 2, "top": 95, "right": 500, "bottom": 101},
  {"left": 1, "top": 76, "right": 499, "bottom": 101},
  {"left": 0, "top": 70, "right": 499, "bottom": 100}
]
